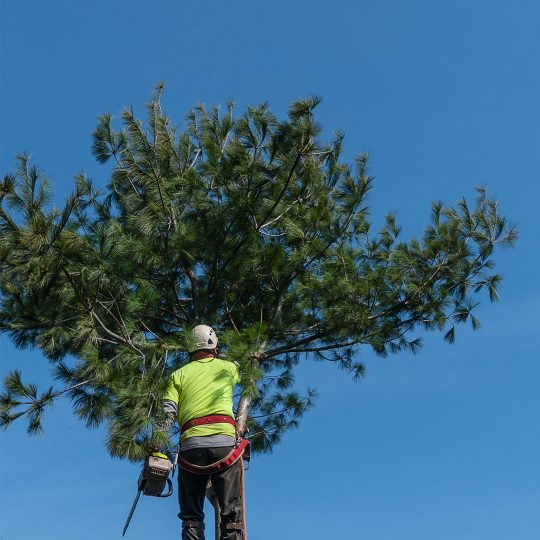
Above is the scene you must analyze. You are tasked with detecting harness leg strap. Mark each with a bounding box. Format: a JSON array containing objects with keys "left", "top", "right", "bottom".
[
  {"left": 221, "top": 521, "right": 244, "bottom": 540},
  {"left": 183, "top": 520, "right": 204, "bottom": 529},
  {"left": 224, "top": 522, "right": 244, "bottom": 530},
  {"left": 182, "top": 520, "right": 204, "bottom": 540}
]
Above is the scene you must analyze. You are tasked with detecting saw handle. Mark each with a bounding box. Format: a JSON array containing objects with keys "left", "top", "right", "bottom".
[{"left": 157, "top": 478, "right": 173, "bottom": 498}]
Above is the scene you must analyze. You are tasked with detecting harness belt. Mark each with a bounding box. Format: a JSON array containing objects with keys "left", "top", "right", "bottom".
[
  {"left": 181, "top": 414, "right": 237, "bottom": 433},
  {"left": 178, "top": 438, "right": 250, "bottom": 474},
  {"left": 178, "top": 414, "right": 249, "bottom": 475}
]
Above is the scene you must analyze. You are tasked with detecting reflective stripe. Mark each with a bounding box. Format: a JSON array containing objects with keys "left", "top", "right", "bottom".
[
  {"left": 182, "top": 520, "right": 204, "bottom": 529},
  {"left": 225, "top": 522, "right": 244, "bottom": 530}
]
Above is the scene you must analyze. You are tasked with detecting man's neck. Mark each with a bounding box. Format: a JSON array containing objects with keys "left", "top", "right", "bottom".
[{"left": 191, "top": 351, "right": 215, "bottom": 361}]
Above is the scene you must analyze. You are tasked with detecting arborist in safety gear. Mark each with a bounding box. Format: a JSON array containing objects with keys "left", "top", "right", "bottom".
[{"left": 156, "top": 325, "right": 248, "bottom": 540}]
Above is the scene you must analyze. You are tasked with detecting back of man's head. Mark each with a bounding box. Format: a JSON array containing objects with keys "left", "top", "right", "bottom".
[{"left": 188, "top": 325, "right": 218, "bottom": 356}]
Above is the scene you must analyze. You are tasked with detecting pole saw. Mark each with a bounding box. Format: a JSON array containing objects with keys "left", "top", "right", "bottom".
[{"left": 122, "top": 452, "right": 176, "bottom": 536}]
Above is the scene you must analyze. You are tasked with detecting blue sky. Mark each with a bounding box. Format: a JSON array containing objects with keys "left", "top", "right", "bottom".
[{"left": 1, "top": 1, "right": 539, "bottom": 539}]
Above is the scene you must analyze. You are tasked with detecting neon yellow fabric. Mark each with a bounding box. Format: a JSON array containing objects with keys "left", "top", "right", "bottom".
[{"left": 163, "top": 357, "right": 239, "bottom": 441}]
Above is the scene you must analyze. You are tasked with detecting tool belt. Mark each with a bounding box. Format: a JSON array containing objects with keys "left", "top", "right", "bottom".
[{"left": 178, "top": 414, "right": 250, "bottom": 475}]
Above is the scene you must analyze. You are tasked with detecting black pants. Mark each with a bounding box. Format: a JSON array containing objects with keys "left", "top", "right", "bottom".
[{"left": 179, "top": 446, "right": 244, "bottom": 540}]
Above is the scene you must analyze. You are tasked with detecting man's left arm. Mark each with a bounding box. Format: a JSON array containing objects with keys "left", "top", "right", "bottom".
[{"left": 152, "top": 375, "right": 180, "bottom": 450}]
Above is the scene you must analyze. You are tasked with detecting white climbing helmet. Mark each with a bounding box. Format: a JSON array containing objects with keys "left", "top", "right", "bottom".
[{"left": 189, "top": 324, "right": 218, "bottom": 353}]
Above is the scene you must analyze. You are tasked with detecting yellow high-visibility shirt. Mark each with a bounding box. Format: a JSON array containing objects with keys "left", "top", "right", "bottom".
[{"left": 163, "top": 357, "right": 239, "bottom": 441}]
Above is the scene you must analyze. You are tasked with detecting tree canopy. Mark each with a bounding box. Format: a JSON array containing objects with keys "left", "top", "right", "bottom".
[{"left": 0, "top": 89, "right": 516, "bottom": 460}]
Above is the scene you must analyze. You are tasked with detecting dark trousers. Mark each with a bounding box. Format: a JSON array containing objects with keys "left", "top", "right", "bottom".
[{"left": 179, "top": 446, "right": 244, "bottom": 540}]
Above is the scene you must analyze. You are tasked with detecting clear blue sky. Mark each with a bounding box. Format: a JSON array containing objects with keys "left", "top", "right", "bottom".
[{"left": 1, "top": 1, "right": 539, "bottom": 539}]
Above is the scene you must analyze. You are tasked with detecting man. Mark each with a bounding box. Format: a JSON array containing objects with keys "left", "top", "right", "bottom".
[{"left": 158, "top": 325, "right": 246, "bottom": 540}]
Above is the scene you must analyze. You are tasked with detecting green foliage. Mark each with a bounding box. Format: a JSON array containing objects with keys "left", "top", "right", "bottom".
[
  {"left": 0, "top": 90, "right": 516, "bottom": 459},
  {"left": 1, "top": 370, "right": 55, "bottom": 434}
]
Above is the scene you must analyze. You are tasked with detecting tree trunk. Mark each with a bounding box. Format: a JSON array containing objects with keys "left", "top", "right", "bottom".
[
  {"left": 206, "top": 390, "right": 253, "bottom": 539},
  {"left": 206, "top": 347, "right": 262, "bottom": 539},
  {"left": 235, "top": 392, "right": 252, "bottom": 437},
  {"left": 206, "top": 481, "right": 221, "bottom": 540},
  {"left": 206, "top": 356, "right": 258, "bottom": 538}
]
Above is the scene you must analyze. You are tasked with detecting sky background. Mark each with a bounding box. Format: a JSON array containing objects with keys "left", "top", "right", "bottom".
[{"left": 1, "top": 1, "right": 539, "bottom": 539}]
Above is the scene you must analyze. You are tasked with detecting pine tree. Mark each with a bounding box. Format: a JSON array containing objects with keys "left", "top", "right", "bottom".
[{"left": 0, "top": 87, "right": 516, "bottom": 461}]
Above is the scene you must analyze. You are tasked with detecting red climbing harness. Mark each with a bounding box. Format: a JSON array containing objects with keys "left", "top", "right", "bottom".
[
  {"left": 181, "top": 414, "right": 238, "bottom": 433},
  {"left": 178, "top": 438, "right": 250, "bottom": 474},
  {"left": 178, "top": 414, "right": 250, "bottom": 475},
  {"left": 178, "top": 414, "right": 250, "bottom": 538}
]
